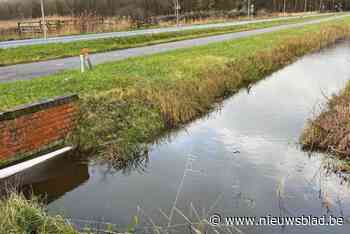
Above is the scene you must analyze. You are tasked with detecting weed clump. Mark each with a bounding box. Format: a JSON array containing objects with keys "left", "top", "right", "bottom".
[{"left": 0, "top": 193, "right": 79, "bottom": 234}]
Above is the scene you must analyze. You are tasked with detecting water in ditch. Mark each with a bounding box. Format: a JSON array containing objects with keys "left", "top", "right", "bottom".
[{"left": 17, "top": 42, "right": 350, "bottom": 233}]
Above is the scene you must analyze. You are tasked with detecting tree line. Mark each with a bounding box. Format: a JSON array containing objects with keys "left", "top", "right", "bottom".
[{"left": 0, "top": 0, "right": 348, "bottom": 20}]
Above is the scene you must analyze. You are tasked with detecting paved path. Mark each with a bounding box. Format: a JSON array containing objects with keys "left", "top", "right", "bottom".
[
  {"left": 0, "top": 14, "right": 347, "bottom": 83},
  {"left": 0, "top": 14, "right": 334, "bottom": 49}
]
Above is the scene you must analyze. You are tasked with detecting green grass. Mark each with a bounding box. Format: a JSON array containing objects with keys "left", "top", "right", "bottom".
[
  {"left": 1, "top": 16, "right": 350, "bottom": 162},
  {"left": 0, "top": 193, "right": 80, "bottom": 234},
  {"left": 0, "top": 14, "right": 336, "bottom": 66}
]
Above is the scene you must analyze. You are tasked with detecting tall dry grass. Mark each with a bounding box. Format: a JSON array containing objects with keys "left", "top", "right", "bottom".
[
  {"left": 0, "top": 14, "right": 134, "bottom": 40},
  {"left": 301, "top": 89, "right": 350, "bottom": 159},
  {"left": 0, "top": 11, "right": 324, "bottom": 41}
]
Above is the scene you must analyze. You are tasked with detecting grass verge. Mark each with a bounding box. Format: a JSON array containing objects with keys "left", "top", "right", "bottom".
[
  {"left": 0, "top": 192, "right": 80, "bottom": 234},
  {"left": 301, "top": 82, "right": 350, "bottom": 167},
  {"left": 1, "top": 17, "right": 350, "bottom": 163},
  {"left": 0, "top": 14, "right": 336, "bottom": 66}
]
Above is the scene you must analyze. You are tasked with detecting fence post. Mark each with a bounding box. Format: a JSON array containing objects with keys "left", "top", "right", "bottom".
[{"left": 17, "top": 22, "right": 21, "bottom": 36}]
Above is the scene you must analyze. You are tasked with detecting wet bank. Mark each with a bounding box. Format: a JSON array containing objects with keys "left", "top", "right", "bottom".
[{"left": 8, "top": 42, "right": 350, "bottom": 233}]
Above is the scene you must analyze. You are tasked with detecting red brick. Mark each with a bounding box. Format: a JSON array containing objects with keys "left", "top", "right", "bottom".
[{"left": 0, "top": 101, "right": 78, "bottom": 161}]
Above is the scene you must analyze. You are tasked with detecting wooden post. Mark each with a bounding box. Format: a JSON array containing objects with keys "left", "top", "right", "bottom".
[
  {"left": 86, "top": 56, "right": 93, "bottom": 70},
  {"left": 17, "top": 22, "right": 21, "bottom": 36},
  {"left": 80, "top": 48, "right": 92, "bottom": 73}
]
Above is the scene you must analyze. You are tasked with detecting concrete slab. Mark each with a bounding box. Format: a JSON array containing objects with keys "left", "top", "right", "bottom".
[{"left": 0, "top": 146, "right": 73, "bottom": 180}]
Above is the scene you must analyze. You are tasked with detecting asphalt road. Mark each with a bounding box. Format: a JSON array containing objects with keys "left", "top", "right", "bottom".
[
  {"left": 0, "top": 14, "right": 347, "bottom": 83},
  {"left": 0, "top": 13, "right": 335, "bottom": 49}
]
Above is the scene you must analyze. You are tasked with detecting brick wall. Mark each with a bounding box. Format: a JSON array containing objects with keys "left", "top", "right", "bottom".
[{"left": 0, "top": 95, "right": 78, "bottom": 162}]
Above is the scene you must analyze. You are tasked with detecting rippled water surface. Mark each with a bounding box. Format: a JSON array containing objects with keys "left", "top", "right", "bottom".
[{"left": 20, "top": 42, "right": 350, "bottom": 233}]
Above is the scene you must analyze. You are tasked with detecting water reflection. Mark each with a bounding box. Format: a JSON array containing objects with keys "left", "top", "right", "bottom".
[
  {"left": 95, "top": 152, "right": 150, "bottom": 176},
  {"left": 0, "top": 153, "right": 89, "bottom": 203},
  {"left": 1, "top": 151, "right": 153, "bottom": 204}
]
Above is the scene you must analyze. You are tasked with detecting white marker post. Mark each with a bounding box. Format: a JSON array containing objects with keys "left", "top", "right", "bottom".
[
  {"left": 80, "top": 55, "right": 85, "bottom": 73},
  {"left": 80, "top": 48, "right": 92, "bottom": 73},
  {"left": 174, "top": 0, "right": 180, "bottom": 27},
  {"left": 248, "top": 0, "right": 251, "bottom": 18},
  {"left": 304, "top": 0, "right": 308, "bottom": 12},
  {"left": 40, "top": 0, "right": 48, "bottom": 40}
]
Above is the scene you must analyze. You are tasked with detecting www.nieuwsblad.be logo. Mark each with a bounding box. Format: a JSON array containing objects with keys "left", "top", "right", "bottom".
[{"left": 209, "top": 214, "right": 345, "bottom": 226}]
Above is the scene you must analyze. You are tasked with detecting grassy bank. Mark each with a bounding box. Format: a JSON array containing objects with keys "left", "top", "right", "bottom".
[
  {"left": 0, "top": 193, "right": 80, "bottom": 234},
  {"left": 1, "top": 17, "right": 350, "bottom": 162},
  {"left": 0, "top": 14, "right": 336, "bottom": 66},
  {"left": 301, "top": 83, "right": 350, "bottom": 163},
  {"left": 0, "top": 191, "right": 138, "bottom": 233}
]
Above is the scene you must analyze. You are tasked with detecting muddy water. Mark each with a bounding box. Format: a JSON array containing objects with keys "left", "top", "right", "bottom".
[{"left": 21, "top": 42, "right": 350, "bottom": 233}]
